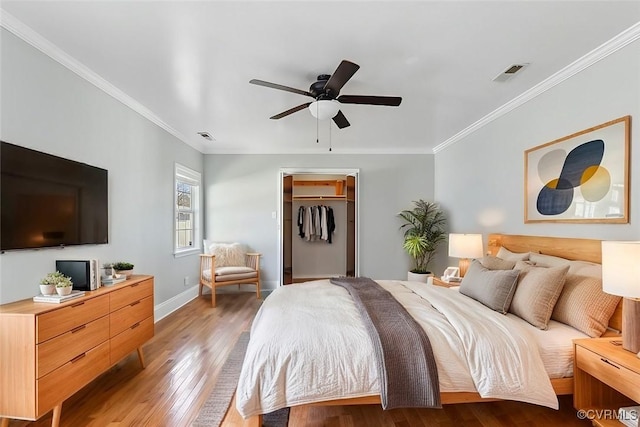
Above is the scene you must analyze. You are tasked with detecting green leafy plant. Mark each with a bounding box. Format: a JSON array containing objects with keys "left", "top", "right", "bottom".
[
  {"left": 41, "top": 271, "right": 73, "bottom": 287},
  {"left": 398, "top": 200, "right": 447, "bottom": 274},
  {"left": 112, "top": 262, "right": 134, "bottom": 271}
]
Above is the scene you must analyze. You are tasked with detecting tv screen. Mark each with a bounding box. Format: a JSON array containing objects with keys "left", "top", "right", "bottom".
[{"left": 1, "top": 141, "right": 108, "bottom": 251}]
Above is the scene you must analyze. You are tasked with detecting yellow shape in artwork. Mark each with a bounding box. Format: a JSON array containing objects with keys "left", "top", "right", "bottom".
[{"left": 581, "top": 166, "right": 611, "bottom": 202}]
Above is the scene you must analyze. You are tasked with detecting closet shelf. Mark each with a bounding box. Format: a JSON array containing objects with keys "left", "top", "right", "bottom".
[{"left": 293, "top": 195, "right": 346, "bottom": 201}]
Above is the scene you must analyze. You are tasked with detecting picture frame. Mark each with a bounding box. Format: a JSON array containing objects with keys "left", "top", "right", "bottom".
[{"left": 524, "top": 116, "right": 630, "bottom": 223}]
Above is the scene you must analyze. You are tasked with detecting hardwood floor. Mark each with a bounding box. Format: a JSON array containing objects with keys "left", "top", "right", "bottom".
[{"left": 8, "top": 292, "right": 591, "bottom": 427}]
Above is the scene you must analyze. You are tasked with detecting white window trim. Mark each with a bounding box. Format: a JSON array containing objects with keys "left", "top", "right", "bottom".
[{"left": 174, "top": 163, "right": 201, "bottom": 257}]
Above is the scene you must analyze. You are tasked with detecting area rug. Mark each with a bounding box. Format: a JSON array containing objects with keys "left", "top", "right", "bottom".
[{"left": 192, "top": 332, "right": 290, "bottom": 427}]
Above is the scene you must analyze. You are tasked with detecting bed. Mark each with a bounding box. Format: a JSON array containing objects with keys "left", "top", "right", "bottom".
[{"left": 233, "top": 234, "right": 623, "bottom": 425}]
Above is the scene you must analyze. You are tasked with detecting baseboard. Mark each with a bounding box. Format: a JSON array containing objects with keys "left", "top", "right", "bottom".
[{"left": 154, "top": 285, "right": 199, "bottom": 322}]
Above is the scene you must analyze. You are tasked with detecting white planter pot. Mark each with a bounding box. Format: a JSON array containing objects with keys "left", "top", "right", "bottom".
[
  {"left": 116, "top": 269, "right": 133, "bottom": 279},
  {"left": 407, "top": 271, "right": 433, "bottom": 283},
  {"left": 39, "top": 284, "right": 56, "bottom": 295},
  {"left": 56, "top": 286, "right": 73, "bottom": 296}
]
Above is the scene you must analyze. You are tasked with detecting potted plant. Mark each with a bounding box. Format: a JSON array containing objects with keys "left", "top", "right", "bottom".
[
  {"left": 40, "top": 271, "right": 73, "bottom": 296},
  {"left": 40, "top": 271, "right": 64, "bottom": 295},
  {"left": 112, "top": 262, "right": 134, "bottom": 278},
  {"left": 398, "top": 199, "right": 447, "bottom": 282}
]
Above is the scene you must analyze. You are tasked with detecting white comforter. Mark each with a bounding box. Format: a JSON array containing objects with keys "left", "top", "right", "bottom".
[{"left": 236, "top": 280, "right": 558, "bottom": 418}]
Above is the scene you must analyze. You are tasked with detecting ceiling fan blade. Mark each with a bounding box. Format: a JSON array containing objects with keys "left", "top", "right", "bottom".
[
  {"left": 250, "top": 79, "right": 313, "bottom": 98},
  {"left": 337, "top": 95, "right": 402, "bottom": 106},
  {"left": 332, "top": 110, "right": 350, "bottom": 129},
  {"left": 323, "top": 60, "right": 360, "bottom": 95},
  {"left": 270, "top": 103, "right": 312, "bottom": 120}
]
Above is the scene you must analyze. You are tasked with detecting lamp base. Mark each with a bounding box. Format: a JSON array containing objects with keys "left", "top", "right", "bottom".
[
  {"left": 458, "top": 258, "right": 471, "bottom": 278},
  {"left": 622, "top": 298, "right": 640, "bottom": 354}
]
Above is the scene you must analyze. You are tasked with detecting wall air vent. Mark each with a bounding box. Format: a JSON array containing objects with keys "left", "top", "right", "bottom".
[
  {"left": 492, "top": 63, "right": 529, "bottom": 82},
  {"left": 197, "top": 131, "right": 214, "bottom": 141}
]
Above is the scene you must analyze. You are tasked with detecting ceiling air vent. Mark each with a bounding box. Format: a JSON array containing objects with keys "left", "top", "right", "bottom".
[
  {"left": 492, "top": 63, "right": 529, "bottom": 82},
  {"left": 197, "top": 131, "right": 214, "bottom": 141}
]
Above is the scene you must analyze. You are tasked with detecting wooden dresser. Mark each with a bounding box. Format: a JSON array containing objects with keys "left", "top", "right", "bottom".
[{"left": 0, "top": 275, "right": 154, "bottom": 427}]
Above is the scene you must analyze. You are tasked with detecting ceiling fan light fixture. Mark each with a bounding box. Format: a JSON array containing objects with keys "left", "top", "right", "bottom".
[{"left": 309, "top": 100, "right": 340, "bottom": 120}]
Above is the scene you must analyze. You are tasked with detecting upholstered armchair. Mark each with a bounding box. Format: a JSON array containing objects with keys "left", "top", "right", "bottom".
[{"left": 199, "top": 241, "right": 261, "bottom": 307}]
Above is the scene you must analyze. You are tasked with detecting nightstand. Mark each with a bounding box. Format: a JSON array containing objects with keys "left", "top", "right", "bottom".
[
  {"left": 574, "top": 337, "right": 640, "bottom": 426},
  {"left": 432, "top": 277, "right": 460, "bottom": 288}
]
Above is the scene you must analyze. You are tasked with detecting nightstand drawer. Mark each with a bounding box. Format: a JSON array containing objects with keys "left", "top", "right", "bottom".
[{"left": 576, "top": 345, "right": 640, "bottom": 402}]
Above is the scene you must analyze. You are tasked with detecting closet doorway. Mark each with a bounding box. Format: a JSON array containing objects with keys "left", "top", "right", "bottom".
[{"left": 279, "top": 168, "right": 359, "bottom": 285}]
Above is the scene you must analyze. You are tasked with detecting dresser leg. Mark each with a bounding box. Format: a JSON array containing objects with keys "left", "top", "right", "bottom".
[
  {"left": 1, "top": 417, "right": 10, "bottom": 427},
  {"left": 51, "top": 404, "right": 62, "bottom": 427},
  {"left": 137, "top": 346, "right": 147, "bottom": 369}
]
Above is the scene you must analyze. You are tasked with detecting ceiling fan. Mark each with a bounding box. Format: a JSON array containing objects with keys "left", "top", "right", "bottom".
[{"left": 250, "top": 60, "right": 402, "bottom": 129}]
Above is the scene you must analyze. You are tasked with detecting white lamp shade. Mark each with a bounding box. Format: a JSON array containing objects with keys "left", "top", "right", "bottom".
[
  {"left": 308, "top": 100, "right": 340, "bottom": 120},
  {"left": 602, "top": 241, "right": 640, "bottom": 298},
  {"left": 449, "top": 233, "right": 483, "bottom": 259}
]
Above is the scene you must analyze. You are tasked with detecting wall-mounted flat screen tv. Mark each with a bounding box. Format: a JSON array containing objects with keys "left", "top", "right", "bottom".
[{"left": 1, "top": 141, "right": 108, "bottom": 251}]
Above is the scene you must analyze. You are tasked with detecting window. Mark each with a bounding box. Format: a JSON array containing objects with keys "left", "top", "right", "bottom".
[{"left": 174, "top": 163, "right": 201, "bottom": 256}]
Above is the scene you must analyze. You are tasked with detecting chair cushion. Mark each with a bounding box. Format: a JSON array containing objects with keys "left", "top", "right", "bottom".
[
  {"left": 215, "top": 271, "right": 258, "bottom": 282},
  {"left": 216, "top": 266, "right": 255, "bottom": 276}
]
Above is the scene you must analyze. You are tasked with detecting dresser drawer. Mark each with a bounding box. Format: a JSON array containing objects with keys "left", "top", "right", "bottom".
[
  {"left": 110, "top": 296, "right": 153, "bottom": 337},
  {"left": 37, "top": 340, "right": 110, "bottom": 417},
  {"left": 37, "top": 315, "right": 109, "bottom": 378},
  {"left": 576, "top": 345, "right": 640, "bottom": 402},
  {"left": 36, "top": 294, "right": 110, "bottom": 343},
  {"left": 110, "top": 316, "right": 154, "bottom": 365},
  {"left": 110, "top": 279, "right": 153, "bottom": 312}
]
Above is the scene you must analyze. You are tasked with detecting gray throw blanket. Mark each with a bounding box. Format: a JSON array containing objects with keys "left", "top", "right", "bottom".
[{"left": 330, "top": 277, "right": 441, "bottom": 409}]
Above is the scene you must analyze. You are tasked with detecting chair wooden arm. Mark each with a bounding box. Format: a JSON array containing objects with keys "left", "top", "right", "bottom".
[{"left": 245, "top": 253, "right": 261, "bottom": 270}]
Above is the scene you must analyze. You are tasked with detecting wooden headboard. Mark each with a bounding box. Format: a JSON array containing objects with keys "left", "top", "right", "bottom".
[{"left": 486, "top": 234, "right": 622, "bottom": 333}]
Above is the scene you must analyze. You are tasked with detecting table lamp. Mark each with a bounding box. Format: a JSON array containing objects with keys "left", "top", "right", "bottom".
[
  {"left": 602, "top": 241, "right": 640, "bottom": 357},
  {"left": 448, "top": 234, "right": 483, "bottom": 277}
]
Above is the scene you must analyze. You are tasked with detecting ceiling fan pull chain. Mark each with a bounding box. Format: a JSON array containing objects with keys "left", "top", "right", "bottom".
[
  {"left": 329, "top": 119, "right": 332, "bottom": 152},
  {"left": 316, "top": 107, "right": 319, "bottom": 144}
]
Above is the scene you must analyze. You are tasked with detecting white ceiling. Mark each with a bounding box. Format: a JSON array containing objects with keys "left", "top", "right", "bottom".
[{"left": 2, "top": 1, "right": 639, "bottom": 154}]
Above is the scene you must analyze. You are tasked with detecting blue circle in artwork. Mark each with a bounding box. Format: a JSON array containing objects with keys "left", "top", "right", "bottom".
[{"left": 537, "top": 185, "right": 574, "bottom": 215}]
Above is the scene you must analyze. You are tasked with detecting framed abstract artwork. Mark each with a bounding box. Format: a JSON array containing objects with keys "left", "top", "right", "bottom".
[{"left": 524, "top": 116, "right": 630, "bottom": 223}]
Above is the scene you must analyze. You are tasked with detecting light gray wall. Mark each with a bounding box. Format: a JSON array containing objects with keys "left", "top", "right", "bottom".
[
  {"left": 204, "top": 154, "right": 435, "bottom": 286},
  {"left": 0, "top": 29, "right": 203, "bottom": 304},
  {"left": 434, "top": 38, "right": 640, "bottom": 268}
]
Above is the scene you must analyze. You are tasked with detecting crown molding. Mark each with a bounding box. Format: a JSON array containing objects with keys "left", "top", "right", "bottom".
[
  {"left": 433, "top": 21, "right": 640, "bottom": 154},
  {"left": 0, "top": 9, "right": 206, "bottom": 153}
]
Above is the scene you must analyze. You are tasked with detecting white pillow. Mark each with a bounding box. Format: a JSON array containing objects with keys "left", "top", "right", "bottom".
[
  {"left": 497, "top": 247, "right": 530, "bottom": 261},
  {"left": 208, "top": 242, "right": 246, "bottom": 267}
]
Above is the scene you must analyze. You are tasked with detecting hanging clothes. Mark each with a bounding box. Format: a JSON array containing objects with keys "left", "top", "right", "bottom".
[
  {"left": 297, "top": 206, "right": 305, "bottom": 238},
  {"left": 297, "top": 205, "right": 335, "bottom": 244}
]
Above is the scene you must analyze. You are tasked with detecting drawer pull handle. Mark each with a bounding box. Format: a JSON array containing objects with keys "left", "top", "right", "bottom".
[
  {"left": 71, "top": 325, "right": 86, "bottom": 334},
  {"left": 130, "top": 301, "right": 141, "bottom": 307},
  {"left": 71, "top": 353, "right": 86, "bottom": 363},
  {"left": 600, "top": 358, "right": 620, "bottom": 369},
  {"left": 131, "top": 322, "right": 141, "bottom": 329},
  {"left": 71, "top": 301, "right": 85, "bottom": 308}
]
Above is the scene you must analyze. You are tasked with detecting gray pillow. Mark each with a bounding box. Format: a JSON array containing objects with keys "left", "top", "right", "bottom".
[
  {"left": 510, "top": 261, "right": 569, "bottom": 329},
  {"left": 480, "top": 255, "right": 516, "bottom": 270},
  {"left": 459, "top": 260, "right": 520, "bottom": 314},
  {"left": 496, "top": 247, "right": 531, "bottom": 261}
]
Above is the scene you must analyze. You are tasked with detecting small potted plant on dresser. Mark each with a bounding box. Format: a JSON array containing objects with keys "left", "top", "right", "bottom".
[
  {"left": 112, "top": 262, "right": 134, "bottom": 279},
  {"left": 398, "top": 199, "right": 447, "bottom": 283},
  {"left": 54, "top": 273, "right": 73, "bottom": 296},
  {"left": 40, "top": 271, "right": 64, "bottom": 295}
]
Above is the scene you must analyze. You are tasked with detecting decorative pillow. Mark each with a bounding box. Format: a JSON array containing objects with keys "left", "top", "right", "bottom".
[
  {"left": 509, "top": 261, "right": 569, "bottom": 329},
  {"left": 497, "top": 247, "right": 530, "bottom": 261},
  {"left": 480, "top": 255, "right": 516, "bottom": 270},
  {"left": 551, "top": 274, "right": 621, "bottom": 337},
  {"left": 529, "top": 252, "right": 570, "bottom": 268},
  {"left": 459, "top": 260, "right": 520, "bottom": 314},
  {"left": 209, "top": 242, "right": 246, "bottom": 267}
]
